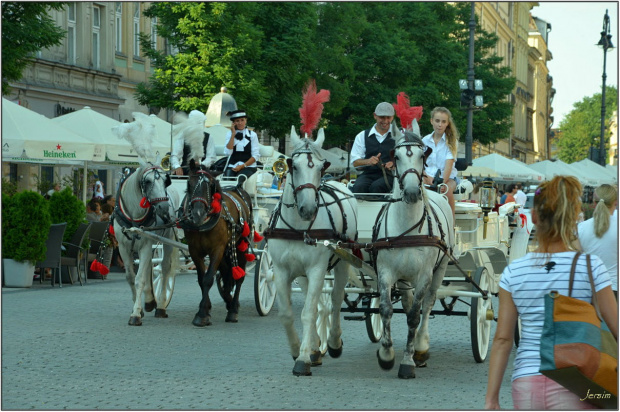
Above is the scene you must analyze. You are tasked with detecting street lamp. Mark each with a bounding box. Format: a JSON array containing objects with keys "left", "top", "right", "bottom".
[{"left": 597, "top": 9, "right": 614, "bottom": 166}]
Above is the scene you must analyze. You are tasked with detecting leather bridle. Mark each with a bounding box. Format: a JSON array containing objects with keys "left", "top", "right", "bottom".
[
  {"left": 284, "top": 144, "right": 331, "bottom": 212},
  {"left": 140, "top": 165, "right": 170, "bottom": 206},
  {"left": 390, "top": 139, "right": 429, "bottom": 198}
]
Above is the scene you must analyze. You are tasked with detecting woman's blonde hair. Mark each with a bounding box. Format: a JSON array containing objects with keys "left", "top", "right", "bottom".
[
  {"left": 430, "top": 107, "right": 459, "bottom": 158},
  {"left": 593, "top": 184, "right": 618, "bottom": 237},
  {"left": 533, "top": 175, "right": 582, "bottom": 250}
]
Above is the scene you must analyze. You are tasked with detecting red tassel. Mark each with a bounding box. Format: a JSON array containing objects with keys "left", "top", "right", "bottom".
[
  {"left": 237, "top": 239, "right": 249, "bottom": 252},
  {"left": 109, "top": 225, "right": 115, "bottom": 236},
  {"left": 213, "top": 192, "right": 221, "bottom": 201},
  {"left": 90, "top": 259, "right": 110, "bottom": 275},
  {"left": 253, "top": 231, "right": 264, "bottom": 242},
  {"left": 211, "top": 199, "right": 221, "bottom": 214},
  {"left": 242, "top": 221, "right": 250, "bottom": 237},
  {"left": 245, "top": 253, "right": 256, "bottom": 262},
  {"left": 232, "top": 266, "right": 245, "bottom": 280},
  {"left": 140, "top": 197, "right": 151, "bottom": 208},
  {"left": 392, "top": 92, "right": 423, "bottom": 130}
]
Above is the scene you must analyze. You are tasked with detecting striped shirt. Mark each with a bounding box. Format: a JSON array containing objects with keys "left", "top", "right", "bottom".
[{"left": 499, "top": 251, "right": 611, "bottom": 381}]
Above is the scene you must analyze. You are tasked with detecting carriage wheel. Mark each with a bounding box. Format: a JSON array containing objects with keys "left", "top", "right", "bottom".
[
  {"left": 470, "top": 266, "right": 493, "bottom": 363},
  {"left": 151, "top": 244, "right": 176, "bottom": 309},
  {"left": 364, "top": 296, "right": 383, "bottom": 343},
  {"left": 316, "top": 280, "right": 333, "bottom": 355},
  {"left": 254, "top": 241, "right": 276, "bottom": 316}
]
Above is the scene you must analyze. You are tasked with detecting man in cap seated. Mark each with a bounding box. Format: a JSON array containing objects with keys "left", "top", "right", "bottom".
[
  {"left": 170, "top": 110, "right": 216, "bottom": 176},
  {"left": 223, "top": 109, "right": 260, "bottom": 178},
  {"left": 350, "top": 102, "right": 396, "bottom": 194}
]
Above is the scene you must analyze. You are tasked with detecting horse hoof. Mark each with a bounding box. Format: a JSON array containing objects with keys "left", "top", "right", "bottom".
[
  {"left": 398, "top": 364, "right": 416, "bottom": 379},
  {"left": 128, "top": 316, "right": 142, "bottom": 326},
  {"left": 154, "top": 309, "right": 168, "bottom": 318},
  {"left": 376, "top": 349, "right": 395, "bottom": 370},
  {"left": 192, "top": 315, "right": 212, "bottom": 327},
  {"left": 414, "top": 350, "right": 430, "bottom": 367},
  {"left": 292, "top": 360, "right": 312, "bottom": 376},
  {"left": 225, "top": 312, "right": 238, "bottom": 323},
  {"left": 310, "top": 350, "right": 322, "bottom": 366},
  {"left": 327, "top": 340, "right": 343, "bottom": 358},
  {"left": 144, "top": 301, "right": 156, "bottom": 312}
]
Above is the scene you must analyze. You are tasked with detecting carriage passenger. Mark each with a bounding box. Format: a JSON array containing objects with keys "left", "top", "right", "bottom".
[
  {"left": 170, "top": 110, "right": 216, "bottom": 176},
  {"left": 222, "top": 109, "right": 260, "bottom": 179},
  {"left": 350, "top": 102, "right": 396, "bottom": 194},
  {"left": 422, "top": 107, "right": 460, "bottom": 220}
]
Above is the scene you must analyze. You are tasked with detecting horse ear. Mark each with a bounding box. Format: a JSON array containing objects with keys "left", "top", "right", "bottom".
[
  {"left": 314, "top": 128, "right": 325, "bottom": 148},
  {"left": 290, "top": 125, "right": 300, "bottom": 149},
  {"left": 411, "top": 118, "right": 421, "bottom": 139},
  {"left": 391, "top": 121, "right": 403, "bottom": 141},
  {"left": 189, "top": 158, "right": 197, "bottom": 173}
]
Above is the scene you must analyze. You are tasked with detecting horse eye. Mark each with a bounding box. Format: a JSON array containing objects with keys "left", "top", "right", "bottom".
[{"left": 394, "top": 155, "right": 399, "bottom": 161}]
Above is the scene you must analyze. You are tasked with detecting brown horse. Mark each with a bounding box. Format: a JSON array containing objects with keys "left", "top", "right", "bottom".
[{"left": 180, "top": 159, "right": 255, "bottom": 327}]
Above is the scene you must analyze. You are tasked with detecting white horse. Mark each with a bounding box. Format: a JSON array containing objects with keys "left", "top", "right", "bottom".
[
  {"left": 112, "top": 115, "right": 179, "bottom": 326},
  {"left": 265, "top": 127, "right": 358, "bottom": 376},
  {"left": 374, "top": 122, "right": 455, "bottom": 379}
]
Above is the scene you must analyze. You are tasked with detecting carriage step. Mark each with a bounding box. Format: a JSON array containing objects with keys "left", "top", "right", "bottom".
[{"left": 344, "top": 315, "right": 366, "bottom": 321}]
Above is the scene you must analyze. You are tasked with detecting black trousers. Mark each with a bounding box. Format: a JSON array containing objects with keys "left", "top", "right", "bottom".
[
  {"left": 224, "top": 167, "right": 257, "bottom": 178},
  {"left": 351, "top": 172, "right": 392, "bottom": 194}
]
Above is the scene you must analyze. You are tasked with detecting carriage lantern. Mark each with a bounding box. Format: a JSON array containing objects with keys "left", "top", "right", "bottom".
[{"left": 478, "top": 179, "right": 496, "bottom": 239}]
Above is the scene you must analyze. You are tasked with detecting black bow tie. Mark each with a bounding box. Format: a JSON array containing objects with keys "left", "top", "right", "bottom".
[{"left": 234, "top": 131, "right": 244, "bottom": 141}]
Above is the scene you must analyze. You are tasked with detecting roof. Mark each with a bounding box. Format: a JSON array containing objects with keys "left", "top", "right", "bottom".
[{"left": 205, "top": 87, "right": 238, "bottom": 127}]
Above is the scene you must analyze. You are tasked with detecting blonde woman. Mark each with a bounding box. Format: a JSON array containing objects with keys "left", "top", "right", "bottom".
[
  {"left": 577, "top": 184, "right": 618, "bottom": 292},
  {"left": 485, "top": 176, "right": 617, "bottom": 409},
  {"left": 422, "top": 107, "right": 459, "bottom": 219}
]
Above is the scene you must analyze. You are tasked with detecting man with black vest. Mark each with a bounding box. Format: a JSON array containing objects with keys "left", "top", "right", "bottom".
[
  {"left": 170, "top": 110, "right": 216, "bottom": 175},
  {"left": 350, "top": 102, "right": 396, "bottom": 194},
  {"left": 223, "top": 109, "right": 260, "bottom": 178}
]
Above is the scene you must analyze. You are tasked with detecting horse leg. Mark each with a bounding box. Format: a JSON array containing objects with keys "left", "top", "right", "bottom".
[
  {"left": 143, "top": 250, "right": 156, "bottom": 314},
  {"left": 295, "top": 269, "right": 326, "bottom": 376},
  {"left": 326, "top": 264, "right": 348, "bottom": 359},
  {"left": 273, "top": 265, "right": 301, "bottom": 368},
  {"left": 377, "top": 268, "right": 395, "bottom": 370},
  {"left": 128, "top": 246, "right": 153, "bottom": 326},
  {"left": 414, "top": 261, "right": 447, "bottom": 367},
  {"left": 226, "top": 275, "right": 245, "bottom": 323},
  {"left": 153, "top": 242, "right": 179, "bottom": 318},
  {"left": 295, "top": 276, "right": 321, "bottom": 366},
  {"left": 398, "top": 279, "right": 428, "bottom": 379},
  {"left": 192, "top": 250, "right": 217, "bottom": 327}
]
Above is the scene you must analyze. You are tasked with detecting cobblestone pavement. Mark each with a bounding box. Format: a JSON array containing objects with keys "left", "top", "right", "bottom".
[{"left": 2, "top": 266, "right": 515, "bottom": 410}]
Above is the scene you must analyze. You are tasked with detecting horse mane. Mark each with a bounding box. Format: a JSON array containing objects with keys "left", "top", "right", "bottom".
[{"left": 397, "top": 130, "right": 425, "bottom": 147}]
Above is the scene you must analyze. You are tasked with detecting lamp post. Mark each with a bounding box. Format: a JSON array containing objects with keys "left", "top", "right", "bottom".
[{"left": 597, "top": 9, "right": 614, "bottom": 166}]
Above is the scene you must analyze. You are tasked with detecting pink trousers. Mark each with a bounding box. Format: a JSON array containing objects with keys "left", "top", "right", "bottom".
[{"left": 512, "top": 375, "right": 599, "bottom": 409}]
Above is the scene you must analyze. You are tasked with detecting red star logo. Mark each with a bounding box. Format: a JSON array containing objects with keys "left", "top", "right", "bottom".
[{"left": 56, "top": 144, "right": 61, "bottom": 150}]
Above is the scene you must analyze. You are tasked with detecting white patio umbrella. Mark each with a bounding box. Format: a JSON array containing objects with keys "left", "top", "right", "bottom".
[
  {"left": 472, "top": 153, "right": 545, "bottom": 182},
  {"left": 458, "top": 165, "right": 499, "bottom": 178},
  {"left": 527, "top": 160, "right": 596, "bottom": 187},
  {"left": 149, "top": 114, "right": 174, "bottom": 154},
  {"left": 570, "top": 158, "right": 617, "bottom": 185}
]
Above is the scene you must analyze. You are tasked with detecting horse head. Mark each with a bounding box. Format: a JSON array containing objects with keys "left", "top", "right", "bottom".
[
  {"left": 390, "top": 119, "right": 429, "bottom": 204},
  {"left": 187, "top": 159, "right": 221, "bottom": 226},
  {"left": 287, "top": 126, "right": 331, "bottom": 221},
  {"left": 139, "top": 164, "right": 172, "bottom": 222}
]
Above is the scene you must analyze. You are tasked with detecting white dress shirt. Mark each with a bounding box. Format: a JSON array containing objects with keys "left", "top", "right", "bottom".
[
  {"left": 422, "top": 133, "right": 457, "bottom": 180},
  {"left": 578, "top": 209, "right": 618, "bottom": 290},
  {"left": 350, "top": 125, "right": 392, "bottom": 165},
  {"left": 223, "top": 128, "right": 260, "bottom": 168},
  {"left": 170, "top": 132, "right": 216, "bottom": 170},
  {"left": 514, "top": 189, "right": 527, "bottom": 207}
]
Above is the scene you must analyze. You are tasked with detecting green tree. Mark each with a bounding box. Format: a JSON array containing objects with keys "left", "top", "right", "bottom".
[
  {"left": 557, "top": 86, "right": 618, "bottom": 163},
  {"left": 1, "top": 2, "right": 67, "bottom": 95}
]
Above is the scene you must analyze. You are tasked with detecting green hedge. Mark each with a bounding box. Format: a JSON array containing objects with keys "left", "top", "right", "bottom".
[{"left": 48, "top": 187, "right": 86, "bottom": 243}]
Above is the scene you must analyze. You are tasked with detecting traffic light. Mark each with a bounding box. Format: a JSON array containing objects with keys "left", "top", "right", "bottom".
[{"left": 460, "top": 89, "right": 475, "bottom": 108}]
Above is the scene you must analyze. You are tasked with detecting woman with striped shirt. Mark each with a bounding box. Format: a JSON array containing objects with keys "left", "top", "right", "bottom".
[{"left": 484, "top": 176, "right": 618, "bottom": 409}]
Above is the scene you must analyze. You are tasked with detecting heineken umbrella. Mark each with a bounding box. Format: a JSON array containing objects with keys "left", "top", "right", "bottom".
[
  {"left": 2, "top": 98, "right": 103, "bottom": 162},
  {"left": 571, "top": 158, "right": 617, "bottom": 185},
  {"left": 527, "top": 159, "right": 597, "bottom": 187},
  {"left": 473, "top": 153, "right": 545, "bottom": 182}
]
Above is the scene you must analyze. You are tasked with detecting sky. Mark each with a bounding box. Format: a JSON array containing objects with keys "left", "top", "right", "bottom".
[{"left": 531, "top": 2, "right": 618, "bottom": 126}]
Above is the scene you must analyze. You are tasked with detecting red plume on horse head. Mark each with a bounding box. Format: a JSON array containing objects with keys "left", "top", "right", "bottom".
[
  {"left": 299, "top": 79, "right": 330, "bottom": 139},
  {"left": 392, "top": 92, "right": 423, "bottom": 131}
]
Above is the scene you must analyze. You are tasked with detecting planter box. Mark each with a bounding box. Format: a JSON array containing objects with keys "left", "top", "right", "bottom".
[{"left": 2, "top": 259, "right": 35, "bottom": 288}]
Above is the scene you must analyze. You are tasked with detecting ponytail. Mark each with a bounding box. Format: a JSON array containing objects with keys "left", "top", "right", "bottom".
[{"left": 592, "top": 184, "right": 617, "bottom": 237}]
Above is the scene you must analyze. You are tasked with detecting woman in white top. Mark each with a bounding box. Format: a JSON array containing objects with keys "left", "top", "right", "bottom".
[
  {"left": 422, "top": 107, "right": 459, "bottom": 220},
  {"left": 485, "top": 176, "right": 617, "bottom": 410},
  {"left": 577, "top": 184, "right": 618, "bottom": 292}
]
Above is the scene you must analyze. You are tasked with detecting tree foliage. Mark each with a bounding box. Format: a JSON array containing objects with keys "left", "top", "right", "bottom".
[
  {"left": 557, "top": 86, "right": 618, "bottom": 163},
  {"left": 1, "top": 2, "right": 67, "bottom": 95},
  {"left": 136, "top": 2, "right": 515, "bottom": 151}
]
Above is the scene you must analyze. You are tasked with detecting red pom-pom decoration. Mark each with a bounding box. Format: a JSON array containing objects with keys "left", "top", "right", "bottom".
[
  {"left": 237, "top": 239, "right": 249, "bottom": 252},
  {"left": 253, "top": 231, "right": 264, "bottom": 242},
  {"left": 232, "top": 266, "right": 245, "bottom": 280},
  {"left": 90, "top": 259, "right": 110, "bottom": 275},
  {"left": 245, "top": 253, "right": 256, "bottom": 262},
  {"left": 210, "top": 199, "right": 221, "bottom": 214},
  {"left": 140, "top": 197, "right": 151, "bottom": 208},
  {"left": 213, "top": 192, "right": 221, "bottom": 201},
  {"left": 109, "top": 225, "right": 115, "bottom": 236},
  {"left": 242, "top": 221, "right": 251, "bottom": 237}
]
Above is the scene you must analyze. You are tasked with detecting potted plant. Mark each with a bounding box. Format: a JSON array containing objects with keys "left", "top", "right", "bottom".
[
  {"left": 2, "top": 191, "right": 51, "bottom": 287},
  {"left": 48, "top": 187, "right": 87, "bottom": 283}
]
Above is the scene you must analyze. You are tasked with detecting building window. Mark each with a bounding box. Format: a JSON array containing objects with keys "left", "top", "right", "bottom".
[
  {"left": 92, "top": 5, "right": 100, "bottom": 69},
  {"left": 133, "top": 3, "right": 140, "bottom": 56},
  {"left": 151, "top": 16, "right": 157, "bottom": 49},
  {"left": 115, "top": 2, "right": 122, "bottom": 53},
  {"left": 67, "top": 3, "right": 76, "bottom": 64}
]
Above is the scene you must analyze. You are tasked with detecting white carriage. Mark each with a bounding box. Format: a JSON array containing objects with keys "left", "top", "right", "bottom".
[{"left": 253, "top": 186, "right": 530, "bottom": 363}]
